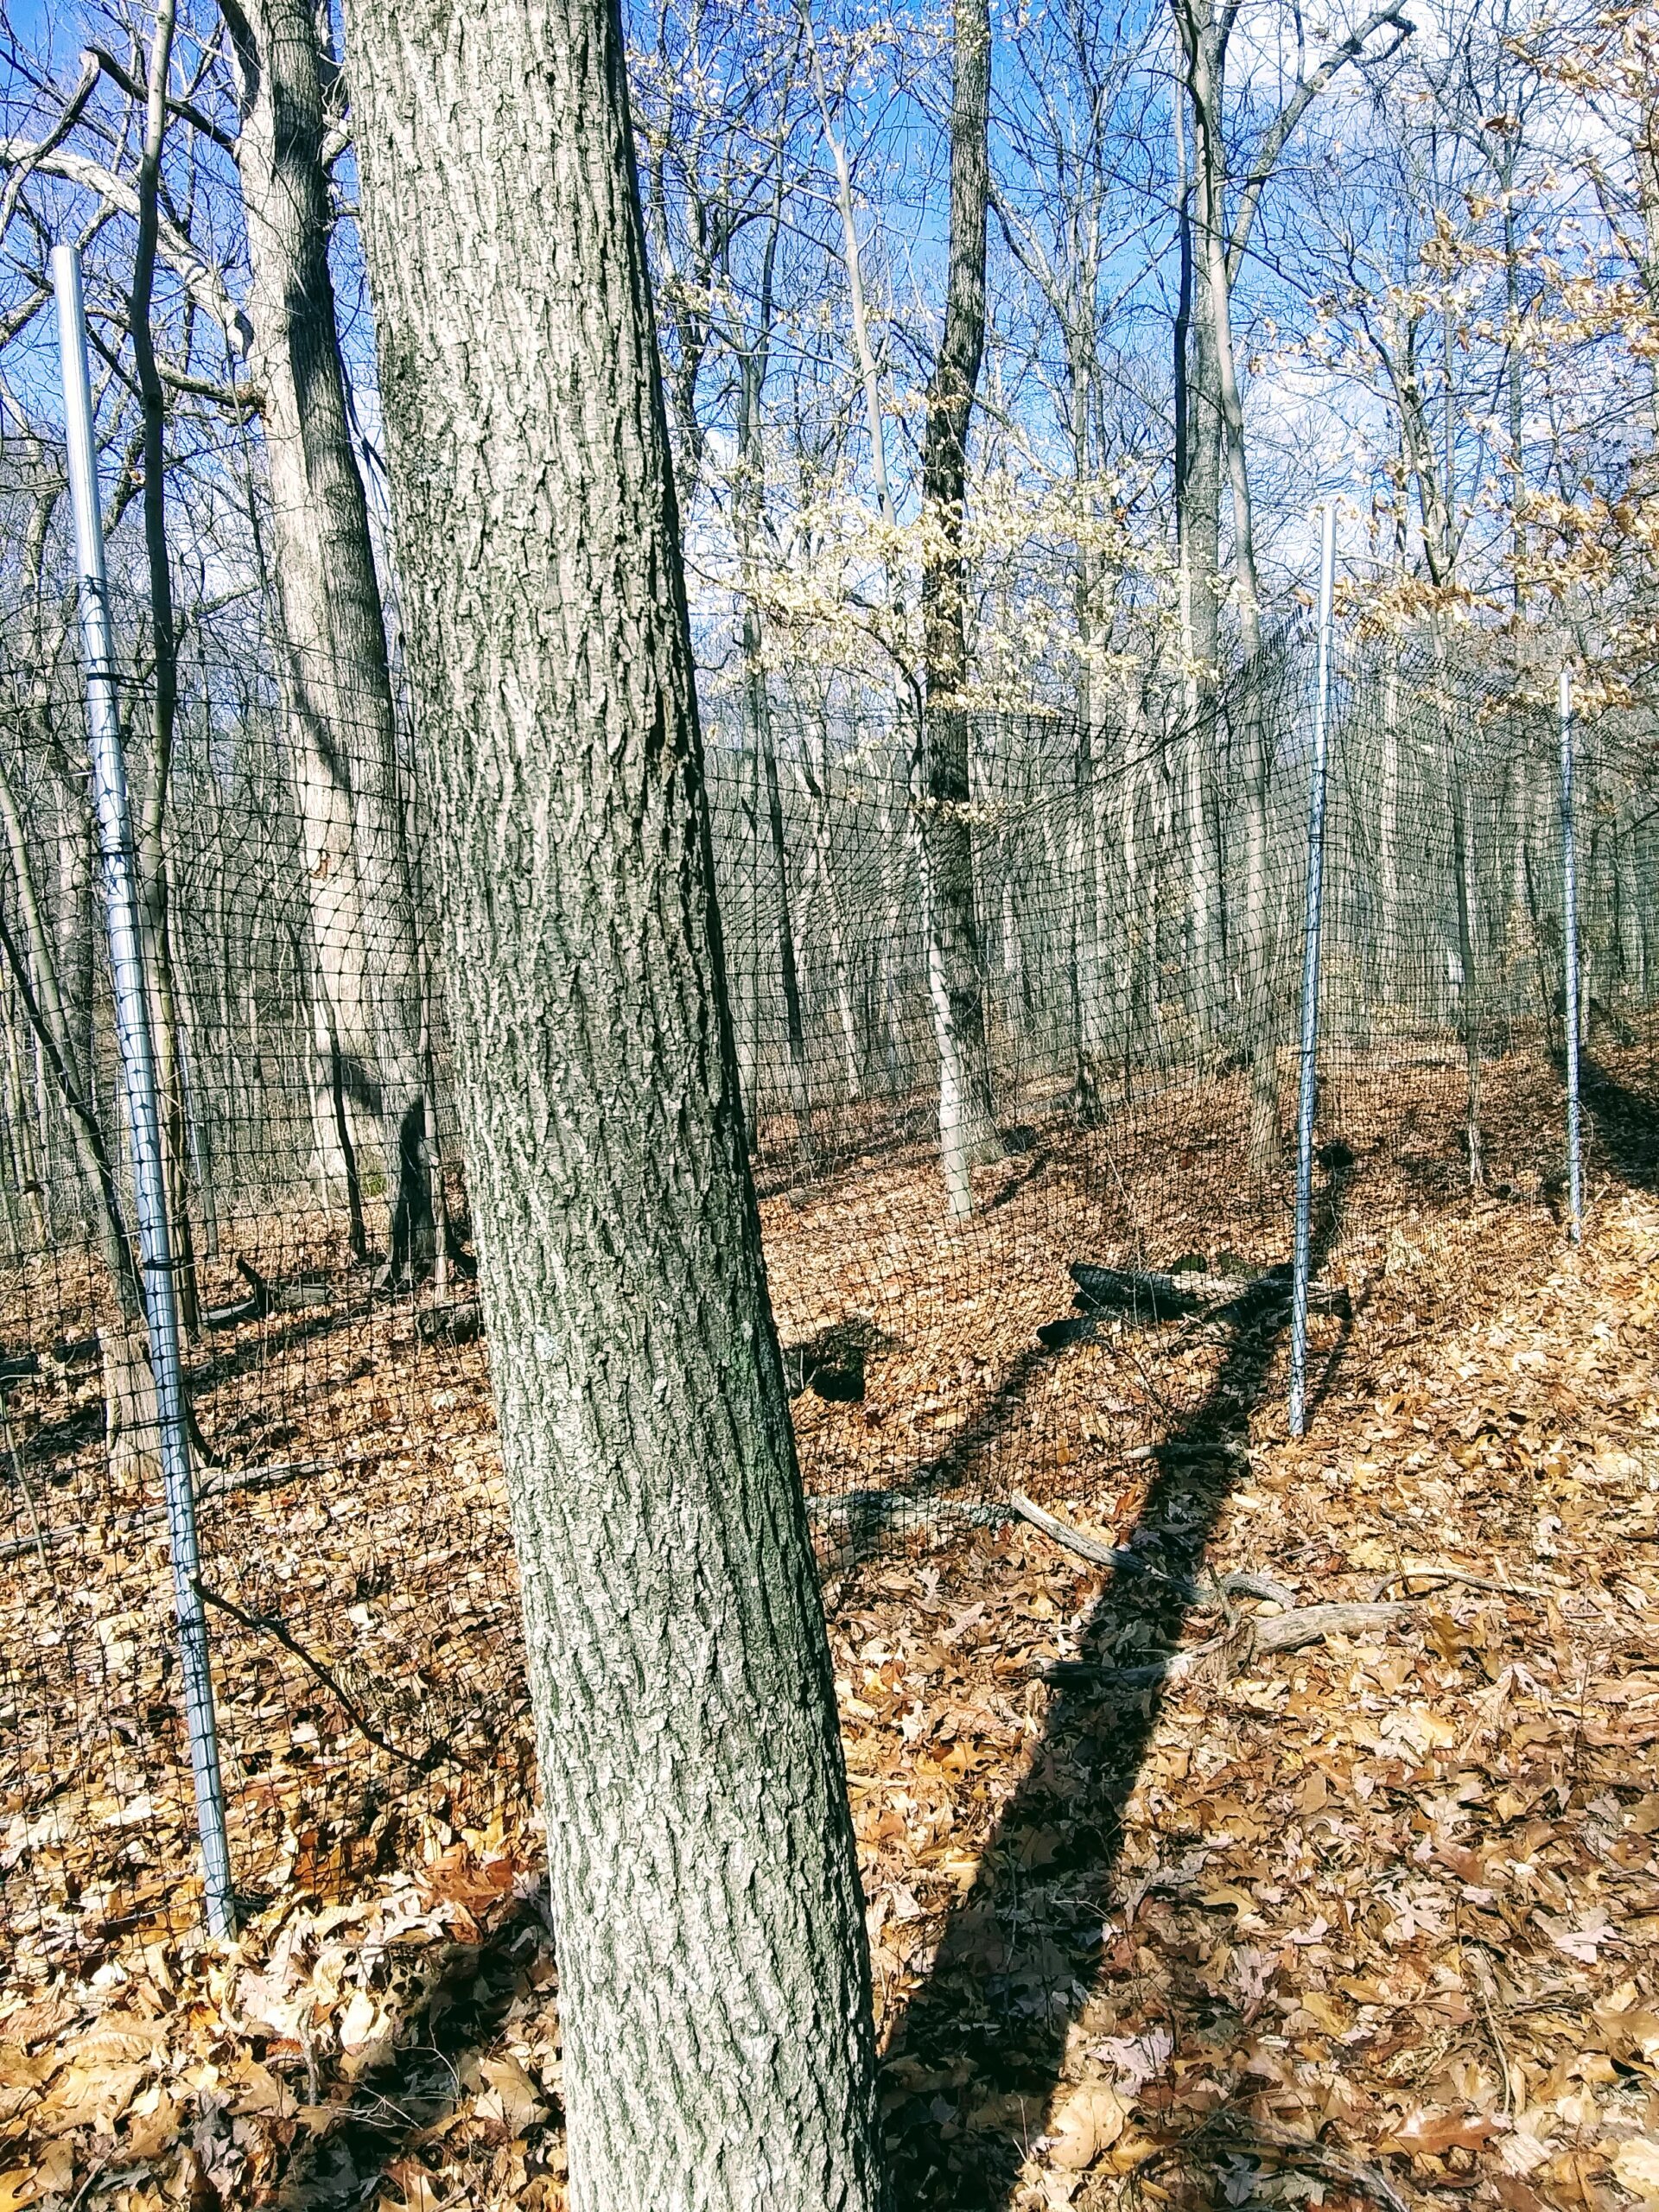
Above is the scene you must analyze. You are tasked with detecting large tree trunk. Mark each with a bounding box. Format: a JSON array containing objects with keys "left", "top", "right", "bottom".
[
  {"left": 918, "top": 0, "right": 1001, "bottom": 1216},
  {"left": 340, "top": 2, "right": 887, "bottom": 2206},
  {"left": 224, "top": 0, "right": 432, "bottom": 1281}
]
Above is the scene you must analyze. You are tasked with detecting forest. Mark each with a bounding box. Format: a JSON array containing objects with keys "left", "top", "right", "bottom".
[{"left": 0, "top": 0, "right": 1657, "bottom": 2206}]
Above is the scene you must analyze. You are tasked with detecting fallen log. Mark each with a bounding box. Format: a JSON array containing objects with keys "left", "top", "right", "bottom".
[
  {"left": 416, "top": 1300, "right": 481, "bottom": 1344},
  {"left": 1008, "top": 1490, "right": 1162, "bottom": 1577},
  {"left": 1068, "top": 1264, "right": 1202, "bottom": 1322},
  {"left": 203, "top": 1258, "right": 334, "bottom": 1329},
  {"left": 806, "top": 1488, "right": 1007, "bottom": 1534},
  {"left": 1009, "top": 1493, "right": 1295, "bottom": 1608},
  {"left": 1050, "top": 1262, "right": 1351, "bottom": 1348},
  {"left": 1041, "top": 1601, "right": 1415, "bottom": 1693}
]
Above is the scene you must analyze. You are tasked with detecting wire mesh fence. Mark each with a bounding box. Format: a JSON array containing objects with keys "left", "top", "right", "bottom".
[{"left": 1, "top": 571, "right": 1655, "bottom": 1979}]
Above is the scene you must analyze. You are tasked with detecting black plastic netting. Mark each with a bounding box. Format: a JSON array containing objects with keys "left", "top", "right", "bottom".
[{"left": 1, "top": 613, "right": 1655, "bottom": 1974}]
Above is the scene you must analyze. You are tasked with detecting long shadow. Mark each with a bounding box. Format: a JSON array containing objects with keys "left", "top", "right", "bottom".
[
  {"left": 823, "top": 1341, "right": 1060, "bottom": 1565},
  {"left": 1578, "top": 1056, "right": 1659, "bottom": 1193},
  {"left": 268, "top": 1888, "right": 555, "bottom": 2210},
  {"left": 882, "top": 1164, "right": 1351, "bottom": 2210}
]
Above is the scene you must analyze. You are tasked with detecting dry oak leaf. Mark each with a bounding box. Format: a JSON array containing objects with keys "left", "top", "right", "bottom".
[
  {"left": 1383, "top": 2107, "right": 1501, "bottom": 2155},
  {"left": 1611, "top": 2138, "right": 1659, "bottom": 2208},
  {"left": 124, "top": 2089, "right": 182, "bottom": 2162},
  {"left": 0, "top": 2145, "right": 73, "bottom": 2212},
  {"left": 76, "top": 2019, "right": 161, "bottom": 2065},
  {"left": 476, "top": 2057, "right": 546, "bottom": 2134},
  {"left": 34, "top": 2062, "right": 149, "bottom": 2138},
  {"left": 385, "top": 2158, "right": 445, "bottom": 2212},
  {"left": 1048, "top": 2082, "right": 1128, "bottom": 2170},
  {"left": 1594, "top": 2007, "right": 1659, "bottom": 2067}
]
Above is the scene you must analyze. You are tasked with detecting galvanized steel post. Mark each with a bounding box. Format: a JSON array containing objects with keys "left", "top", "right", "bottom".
[{"left": 52, "top": 244, "right": 235, "bottom": 1938}]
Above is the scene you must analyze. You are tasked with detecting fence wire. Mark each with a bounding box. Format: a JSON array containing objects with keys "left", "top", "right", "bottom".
[{"left": 0, "top": 614, "right": 1654, "bottom": 1977}]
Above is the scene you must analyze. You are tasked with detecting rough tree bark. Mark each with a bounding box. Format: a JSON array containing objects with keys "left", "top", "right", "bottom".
[
  {"left": 340, "top": 0, "right": 887, "bottom": 2205},
  {"left": 918, "top": 0, "right": 1001, "bottom": 1216},
  {"left": 221, "top": 0, "right": 433, "bottom": 1281}
]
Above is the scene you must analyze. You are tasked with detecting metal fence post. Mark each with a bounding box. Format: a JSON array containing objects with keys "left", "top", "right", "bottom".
[
  {"left": 1559, "top": 666, "right": 1583, "bottom": 1244},
  {"left": 1289, "top": 503, "right": 1338, "bottom": 1440},
  {"left": 51, "top": 244, "right": 236, "bottom": 1939}
]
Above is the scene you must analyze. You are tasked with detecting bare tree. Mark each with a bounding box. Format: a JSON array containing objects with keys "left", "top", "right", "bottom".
[
  {"left": 220, "top": 0, "right": 435, "bottom": 1281},
  {"left": 918, "top": 0, "right": 1001, "bottom": 1215}
]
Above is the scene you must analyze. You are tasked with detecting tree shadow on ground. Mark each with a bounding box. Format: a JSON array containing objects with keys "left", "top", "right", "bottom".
[
  {"left": 882, "top": 1163, "right": 1351, "bottom": 2211},
  {"left": 268, "top": 1888, "right": 555, "bottom": 2211},
  {"left": 1579, "top": 1056, "right": 1659, "bottom": 1192},
  {"left": 252, "top": 1166, "right": 1351, "bottom": 2212}
]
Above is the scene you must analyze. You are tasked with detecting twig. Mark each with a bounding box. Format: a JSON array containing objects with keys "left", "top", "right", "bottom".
[
  {"left": 64, "top": 2158, "right": 108, "bottom": 2212},
  {"left": 1369, "top": 1565, "right": 1548, "bottom": 1602},
  {"left": 196, "top": 1459, "right": 332, "bottom": 1503},
  {"left": 1140, "top": 2112, "right": 1413, "bottom": 2212},
  {"left": 1465, "top": 1948, "right": 1516, "bottom": 2117},
  {"left": 192, "top": 1579, "right": 454, "bottom": 1772},
  {"left": 1009, "top": 1492, "right": 1296, "bottom": 1611}
]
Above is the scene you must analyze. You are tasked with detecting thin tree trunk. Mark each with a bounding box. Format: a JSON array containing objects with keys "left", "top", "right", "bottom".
[
  {"left": 128, "top": 0, "right": 202, "bottom": 1332},
  {"left": 1450, "top": 763, "right": 1484, "bottom": 1185},
  {"left": 733, "top": 222, "right": 812, "bottom": 1160},
  {"left": 341, "top": 0, "right": 887, "bottom": 2202},
  {"left": 1177, "top": 0, "right": 1279, "bottom": 1173},
  {"left": 918, "top": 0, "right": 1000, "bottom": 1216},
  {"left": 224, "top": 0, "right": 432, "bottom": 1281},
  {"left": 799, "top": 731, "right": 862, "bottom": 1103}
]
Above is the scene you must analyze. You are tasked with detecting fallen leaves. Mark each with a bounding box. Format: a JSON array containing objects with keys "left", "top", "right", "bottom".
[{"left": 3, "top": 1066, "right": 1659, "bottom": 2212}]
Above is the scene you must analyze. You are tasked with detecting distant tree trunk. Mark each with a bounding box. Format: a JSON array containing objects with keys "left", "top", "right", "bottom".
[
  {"left": 798, "top": 730, "right": 863, "bottom": 1103},
  {"left": 223, "top": 0, "right": 432, "bottom": 1281},
  {"left": 342, "top": 0, "right": 887, "bottom": 2203},
  {"left": 1176, "top": 0, "right": 1280, "bottom": 1177},
  {"left": 919, "top": 0, "right": 1001, "bottom": 1216},
  {"left": 1378, "top": 654, "right": 1400, "bottom": 1007},
  {"left": 129, "top": 0, "right": 202, "bottom": 1334},
  {"left": 751, "top": 644, "right": 813, "bottom": 1157},
  {"left": 1070, "top": 712, "right": 1106, "bottom": 1123},
  {"left": 1174, "top": 61, "right": 1222, "bottom": 700},
  {"left": 55, "top": 794, "right": 95, "bottom": 1103},
  {"left": 1185, "top": 721, "right": 1224, "bottom": 1050},
  {"left": 732, "top": 226, "right": 812, "bottom": 1160},
  {"left": 1068, "top": 333, "right": 1116, "bottom": 1118},
  {"left": 1451, "top": 771, "right": 1484, "bottom": 1185}
]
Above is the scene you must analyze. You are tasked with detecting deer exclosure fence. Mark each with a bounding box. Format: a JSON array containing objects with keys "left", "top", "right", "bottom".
[{"left": 2, "top": 374, "right": 1656, "bottom": 1965}]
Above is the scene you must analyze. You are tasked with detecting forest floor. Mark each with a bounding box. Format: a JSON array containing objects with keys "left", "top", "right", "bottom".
[{"left": 1, "top": 1046, "right": 1658, "bottom": 2212}]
